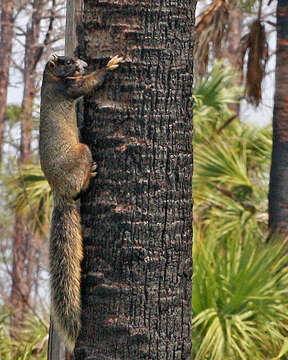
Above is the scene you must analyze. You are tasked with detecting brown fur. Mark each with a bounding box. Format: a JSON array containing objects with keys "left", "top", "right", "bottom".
[{"left": 39, "top": 54, "right": 122, "bottom": 350}]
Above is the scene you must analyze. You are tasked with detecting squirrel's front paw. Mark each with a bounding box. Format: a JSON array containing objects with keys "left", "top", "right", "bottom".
[{"left": 106, "top": 55, "right": 123, "bottom": 70}]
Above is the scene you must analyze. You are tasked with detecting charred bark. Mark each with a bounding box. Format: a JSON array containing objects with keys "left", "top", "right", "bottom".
[
  {"left": 75, "top": 0, "right": 195, "bottom": 359},
  {"left": 268, "top": 0, "right": 288, "bottom": 235}
]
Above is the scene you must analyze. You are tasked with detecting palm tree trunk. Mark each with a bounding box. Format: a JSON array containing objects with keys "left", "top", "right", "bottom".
[
  {"left": 75, "top": 0, "right": 195, "bottom": 358},
  {"left": 268, "top": 0, "right": 288, "bottom": 235}
]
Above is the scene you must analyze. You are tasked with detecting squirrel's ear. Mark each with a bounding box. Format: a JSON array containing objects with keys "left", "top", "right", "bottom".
[{"left": 48, "top": 53, "right": 58, "bottom": 70}]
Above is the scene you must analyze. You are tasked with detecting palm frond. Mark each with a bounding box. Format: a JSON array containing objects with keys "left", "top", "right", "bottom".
[
  {"left": 195, "top": 0, "right": 230, "bottom": 76},
  {"left": 194, "top": 63, "right": 271, "bottom": 240},
  {"left": 5, "top": 163, "right": 52, "bottom": 235},
  {"left": 15, "top": 313, "right": 49, "bottom": 359},
  {"left": 193, "top": 235, "right": 288, "bottom": 359},
  {"left": 193, "top": 61, "right": 243, "bottom": 142},
  {"left": 195, "top": 138, "right": 251, "bottom": 189}
]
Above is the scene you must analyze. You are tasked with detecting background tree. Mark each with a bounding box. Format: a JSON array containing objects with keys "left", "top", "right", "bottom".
[
  {"left": 61, "top": 0, "right": 195, "bottom": 358},
  {"left": 0, "top": 0, "right": 14, "bottom": 162},
  {"left": 195, "top": 0, "right": 269, "bottom": 109},
  {"left": 9, "top": 0, "right": 65, "bottom": 336}
]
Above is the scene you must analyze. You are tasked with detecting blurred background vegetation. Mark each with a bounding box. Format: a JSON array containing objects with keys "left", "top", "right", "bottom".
[
  {"left": 0, "top": 0, "right": 287, "bottom": 358},
  {"left": 192, "top": 61, "right": 288, "bottom": 359},
  {"left": 193, "top": 1, "right": 288, "bottom": 359}
]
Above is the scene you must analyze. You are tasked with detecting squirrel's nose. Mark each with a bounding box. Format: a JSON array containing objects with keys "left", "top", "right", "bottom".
[
  {"left": 78, "top": 59, "right": 88, "bottom": 68},
  {"left": 76, "top": 59, "right": 87, "bottom": 68},
  {"left": 75, "top": 59, "right": 88, "bottom": 72}
]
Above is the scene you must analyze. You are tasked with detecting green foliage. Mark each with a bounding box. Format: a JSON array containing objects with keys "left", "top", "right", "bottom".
[
  {"left": 0, "top": 310, "right": 48, "bottom": 359},
  {"left": 194, "top": 62, "right": 271, "bottom": 244},
  {"left": 12, "top": 314, "right": 48, "bottom": 360},
  {"left": 6, "top": 163, "right": 52, "bottom": 235},
  {"left": 193, "top": 235, "right": 288, "bottom": 360},
  {"left": 192, "top": 62, "right": 288, "bottom": 359},
  {"left": 5, "top": 105, "right": 21, "bottom": 126},
  {"left": 194, "top": 62, "right": 242, "bottom": 113},
  {"left": 239, "top": 0, "right": 261, "bottom": 13},
  {"left": 193, "top": 61, "right": 243, "bottom": 143}
]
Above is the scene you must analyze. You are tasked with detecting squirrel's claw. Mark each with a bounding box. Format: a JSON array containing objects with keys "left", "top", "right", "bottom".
[
  {"left": 91, "top": 162, "right": 97, "bottom": 176},
  {"left": 106, "top": 55, "right": 123, "bottom": 70},
  {"left": 91, "top": 162, "right": 97, "bottom": 171}
]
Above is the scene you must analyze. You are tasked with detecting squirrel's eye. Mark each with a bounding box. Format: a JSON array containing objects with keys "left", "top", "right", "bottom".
[{"left": 66, "top": 59, "right": 72, "bottom": 65}]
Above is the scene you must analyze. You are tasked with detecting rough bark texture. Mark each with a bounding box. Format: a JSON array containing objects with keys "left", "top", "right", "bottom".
[
  {"left": 268, "top": 0, "right": 288, "bottom": 234},
  {"left": 0, "top": 0, "right": 14, "bottom": 162},
  {"left": 75, "top": 0, "right": 195, "bottom": 359}
]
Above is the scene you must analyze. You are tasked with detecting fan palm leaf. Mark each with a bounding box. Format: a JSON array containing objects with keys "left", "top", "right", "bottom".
[
  {"left": 192, "top": 235, "right": 288, "bottom": 360},
  {"left": 6, "top": 163, "right": 52, "bottom": 235},
  {"left": 193, "top": 61, "right": 243, "bottom": 143}
]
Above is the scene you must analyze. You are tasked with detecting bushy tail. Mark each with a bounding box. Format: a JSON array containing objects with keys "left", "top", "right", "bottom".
[{"left": 49, "top": 196, "right": 83, "bottom": 351}]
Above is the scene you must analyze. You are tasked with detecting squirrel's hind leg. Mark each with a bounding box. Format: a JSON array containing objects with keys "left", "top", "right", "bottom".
[{"left": 64, "top": 143, "right": 94, "bottom": 197}]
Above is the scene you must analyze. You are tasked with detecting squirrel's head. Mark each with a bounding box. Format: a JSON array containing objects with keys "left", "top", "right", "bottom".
[{"left": 45, "top": 54, "right": 88, "bottom": 78}]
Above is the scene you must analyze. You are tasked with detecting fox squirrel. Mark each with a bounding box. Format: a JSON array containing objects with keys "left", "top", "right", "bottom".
[{"left": 39, "top": 54, "right": 122, "bottom": 350}]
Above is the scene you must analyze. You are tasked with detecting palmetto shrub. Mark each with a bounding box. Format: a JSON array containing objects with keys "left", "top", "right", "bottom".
[
  {"left": 192, "top": 62, "right": 288, "bottom": 359},
  {"left": 0, "top": 310, "right": 48, "bottom": 359},
  {"left": 192, "top": 234, "right": 288, "bottom": 360}
]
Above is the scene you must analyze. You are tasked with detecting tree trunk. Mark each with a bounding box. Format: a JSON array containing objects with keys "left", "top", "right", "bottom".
[
  {"left": 10, "top": 0, "right": 43, "bottom": 334},
  {"left": 47, "top": 1, "right": 83, "bottom": 357},
  {"left": 0, "top": 0, "right": 14, "bottom": 162},
  {"left": 268, "top": 0, "right": 288, "bottom": 235},
  {"left": 75, "top": 0, "right": 195, "bottom": 358},
  {"left": 10, "top": 219, "right": 30, "bottom": 334},
  {"left": 48, "top": 318, "right": 67, "bottom": 360},
  {"left": 226, "top": 6, "right": 243, "bottom": 74},
  {"left": 225, "top": 5, "right": 243, "bottom": 116}
]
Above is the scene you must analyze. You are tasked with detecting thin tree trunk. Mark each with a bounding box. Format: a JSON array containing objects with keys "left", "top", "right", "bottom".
[
  {"left": 48, "top": 318, "right": 67, "bottom": 360},
  {"left": 226, "top": 6, "right": 243, "bottom": 73},
  {"left": 225, "top": 5, "right": 243, "bottom": 116},
  {"left": 75, "top": 0, "right": 195, "bottom": 358},
  {"left": 10, "top": 219, "right": 30, "bottom": 336},
  {"left": 10, "top": 0, "right": 43, "bottom": 333},
  {"left": 0, "top": 0, "right": 14, "bottom": 162},
  {"left": 268, "top": 0, "right": 288, "bottom": 235},
  {"left": 47, "top": 1, "right": 82, "bottom": 357}
]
